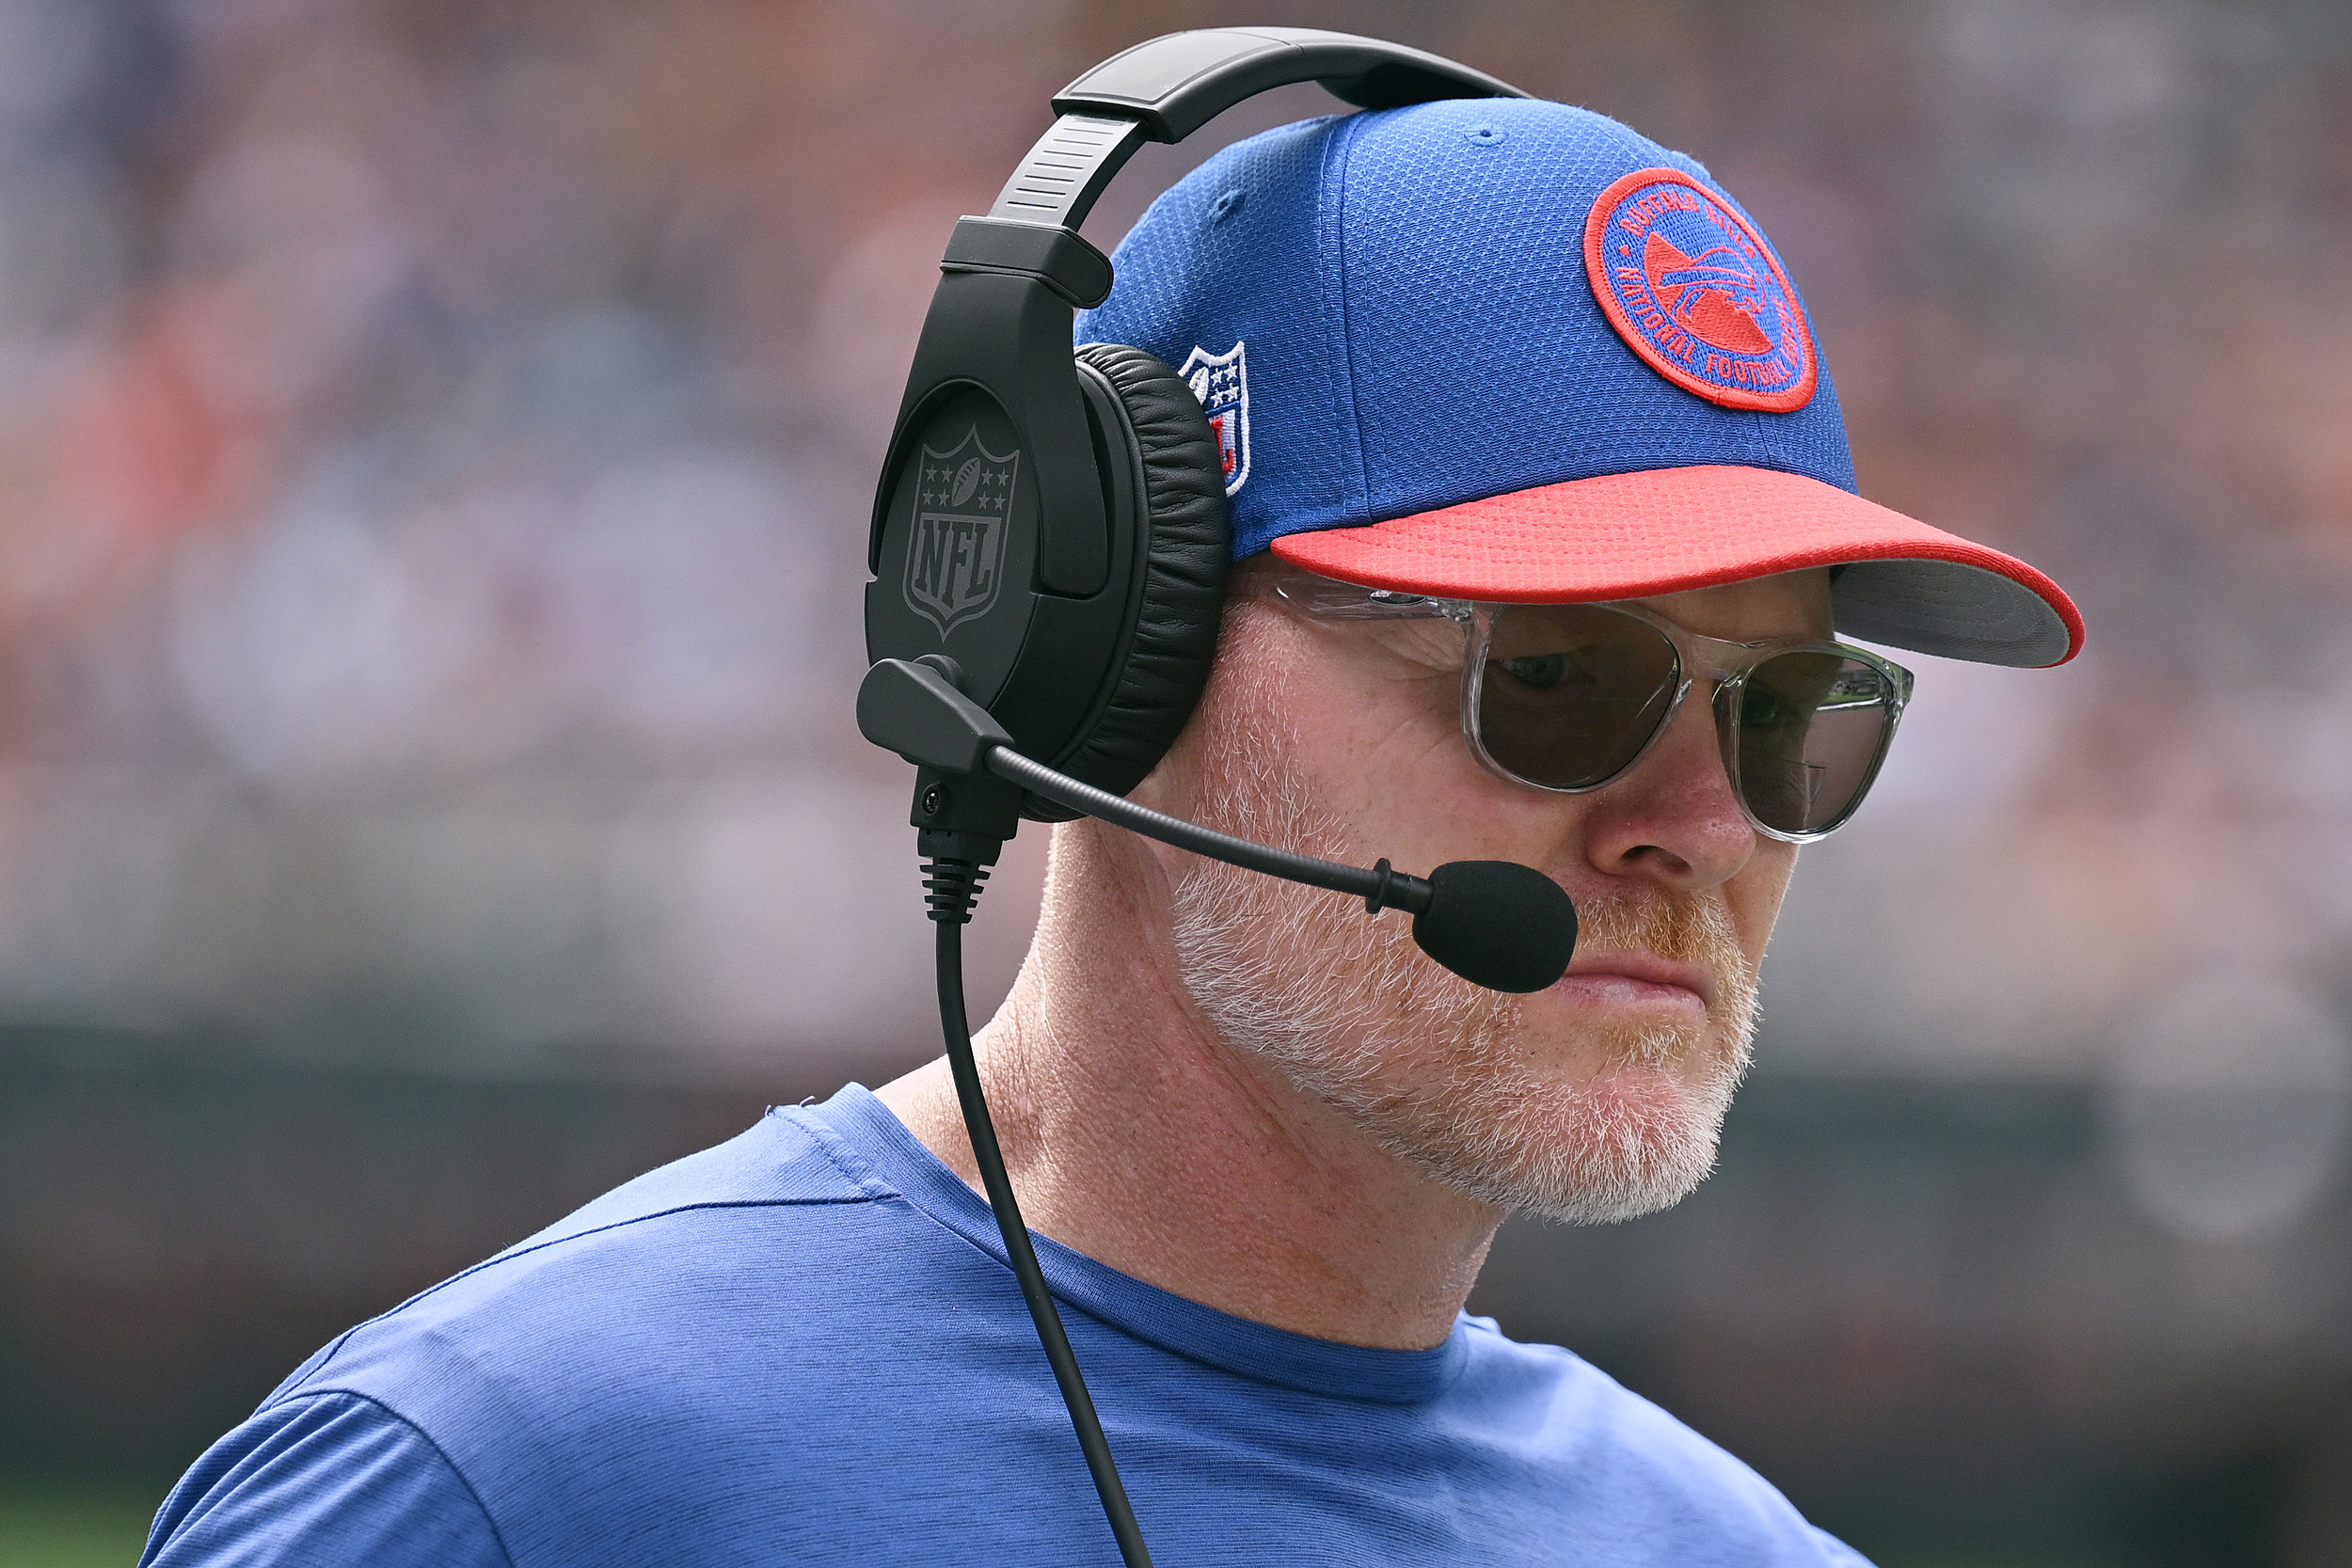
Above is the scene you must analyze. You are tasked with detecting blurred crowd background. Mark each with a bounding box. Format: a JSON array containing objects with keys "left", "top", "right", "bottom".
[{"left": 1, "top": 1, "right": 2348, "bottom": 1564}]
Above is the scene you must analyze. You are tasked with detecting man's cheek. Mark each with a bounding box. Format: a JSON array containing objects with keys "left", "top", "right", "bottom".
[{"left": 1730, "top": 847, "right": 1802, "bottom": 956}]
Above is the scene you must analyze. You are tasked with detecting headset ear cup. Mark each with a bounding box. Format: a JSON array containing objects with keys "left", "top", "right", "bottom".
[{"left": 1047, "top": 341, "right": 1231, "bottom": 807}]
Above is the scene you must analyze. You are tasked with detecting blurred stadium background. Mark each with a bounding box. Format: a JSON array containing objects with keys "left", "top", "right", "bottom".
[{"left": 0, "top": 1, "right": 2348, "bottom": 1563}]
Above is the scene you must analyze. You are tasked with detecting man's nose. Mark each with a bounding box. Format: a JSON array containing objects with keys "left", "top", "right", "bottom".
[{"left": 1577, "top": 687, "right": 1757, "bottom": 890}]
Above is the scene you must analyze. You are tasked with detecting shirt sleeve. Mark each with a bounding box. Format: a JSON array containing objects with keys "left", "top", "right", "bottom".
[{"left": 141, "top": 1390, "right": 513, "bottom": 1568}]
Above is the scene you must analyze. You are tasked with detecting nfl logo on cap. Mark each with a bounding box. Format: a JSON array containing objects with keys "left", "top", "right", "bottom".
[{"left": 1179, "top": 341, "right": 1249, "bottom": 496}]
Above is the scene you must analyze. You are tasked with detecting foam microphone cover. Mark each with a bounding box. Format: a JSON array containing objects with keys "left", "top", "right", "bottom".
[{"left": 1411, "top": 861, "right": 1578, "bottom": 994}]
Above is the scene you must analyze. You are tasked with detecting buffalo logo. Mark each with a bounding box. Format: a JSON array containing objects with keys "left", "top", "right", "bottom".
[
  {"left": 1581, "top": 168, "right": 1817, "bottom": 413},
  {"left": 1645, "top": 233, "right": 1771, "bottom": 353},
  {"left": 1178, "top": 341, "right": 1249, "bottom": 495},
  {"left": 903, "top": 428, "right": 1020, "bottom": 637}
]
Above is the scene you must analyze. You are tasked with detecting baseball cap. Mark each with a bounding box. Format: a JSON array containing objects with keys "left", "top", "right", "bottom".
[{"left": 1074, "top": 98, "right": 2082, "bottom": 668}]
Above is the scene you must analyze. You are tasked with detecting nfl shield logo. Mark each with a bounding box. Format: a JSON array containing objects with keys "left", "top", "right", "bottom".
[
  {"left": 1179, "top": 341, "right": 1249, "bottom": 496},
  {"left": 903, "top": 427, "right": 1021, "bottom": 638}
]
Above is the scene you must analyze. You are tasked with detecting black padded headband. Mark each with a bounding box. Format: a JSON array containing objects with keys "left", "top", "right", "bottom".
[{"left": 940, "top": 29, "right": 1525, "bottom": 310}]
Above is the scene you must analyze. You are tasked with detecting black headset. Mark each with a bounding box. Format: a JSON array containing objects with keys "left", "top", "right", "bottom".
[
  {"left": 854, "top": 31, "right": 1564, "bottom": 1568},
  {"left": 865, "top": 28, "right": 1523, "bottom": 821}
]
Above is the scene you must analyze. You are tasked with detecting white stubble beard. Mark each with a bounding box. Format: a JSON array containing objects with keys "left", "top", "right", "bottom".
[{"left": 1167, "top": 701, "right": 1761, "bottom": 1227}]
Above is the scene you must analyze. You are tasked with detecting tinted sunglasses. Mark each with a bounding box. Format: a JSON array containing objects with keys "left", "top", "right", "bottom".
[{"left": 1264, "top": 567, "right": 1914, "bottom": 843}]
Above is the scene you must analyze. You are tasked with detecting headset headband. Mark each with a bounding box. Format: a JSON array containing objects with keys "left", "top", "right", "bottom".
[
  {"left": 936, "top": 30, "right": 1522, "bottom": 312},
  {"left": 1001, "top": 29, "right": 1520, "bottom": 226}
]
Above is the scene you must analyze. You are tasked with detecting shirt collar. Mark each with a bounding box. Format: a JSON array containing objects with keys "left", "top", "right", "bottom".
[{"left": 792, "top": 1082, "right": 1472, "bottom": 1405}]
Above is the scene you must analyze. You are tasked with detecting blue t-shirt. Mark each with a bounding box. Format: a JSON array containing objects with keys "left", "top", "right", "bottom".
[{"left": 143, "top": 1085, "right": 1871, "bottom": 1566}]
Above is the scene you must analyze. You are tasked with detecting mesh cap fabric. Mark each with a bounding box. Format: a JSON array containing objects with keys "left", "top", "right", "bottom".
[{"left": 1074, "top": 98, "right": 2082, "bottom": 668}]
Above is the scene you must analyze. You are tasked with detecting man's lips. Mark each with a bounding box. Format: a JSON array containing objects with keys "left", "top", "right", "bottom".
[{"left": 1551, "top": 951, "right": 1713, "bottom": 1012}]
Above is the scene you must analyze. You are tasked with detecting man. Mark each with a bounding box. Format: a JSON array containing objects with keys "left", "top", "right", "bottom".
[{"left": 143, "top": 96, "right": 2076, "bottom": 1565}]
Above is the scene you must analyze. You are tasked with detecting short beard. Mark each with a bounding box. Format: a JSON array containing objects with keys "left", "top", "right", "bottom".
[{"left": 1168, "top": 692, "right": 1759, "bottom": 1227}]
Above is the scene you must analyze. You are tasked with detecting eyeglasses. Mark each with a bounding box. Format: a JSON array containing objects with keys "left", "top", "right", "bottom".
[{"left": 1262, "top": 566, "right": 1914, "bottom": 844}]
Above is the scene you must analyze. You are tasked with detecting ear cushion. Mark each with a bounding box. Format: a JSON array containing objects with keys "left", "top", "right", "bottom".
[{"left": 1046, "top": 341, "right": 1232, "bottom": 806}]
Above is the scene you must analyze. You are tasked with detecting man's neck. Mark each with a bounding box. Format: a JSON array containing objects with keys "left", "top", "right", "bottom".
[{"left": 873, "top": 819, "right": 1501, "bottom": 1353}]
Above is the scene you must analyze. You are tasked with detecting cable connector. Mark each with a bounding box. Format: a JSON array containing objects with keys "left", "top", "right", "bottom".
[{"left": 908, "top": 764, "right": 1021, "bottom": 927}]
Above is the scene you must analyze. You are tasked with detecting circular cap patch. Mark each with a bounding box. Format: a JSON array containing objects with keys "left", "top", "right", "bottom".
[{"left": 1582, "top": 168, "right": 1818, "bottom": 413}]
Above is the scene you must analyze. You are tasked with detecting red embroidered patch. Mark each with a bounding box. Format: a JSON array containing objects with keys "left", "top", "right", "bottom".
[{"left": 1582, "top": 168, "right": 1818, "bottom": 414}]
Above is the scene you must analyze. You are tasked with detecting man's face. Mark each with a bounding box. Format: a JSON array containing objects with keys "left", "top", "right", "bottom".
[{"left": 1136, "top": 562, "right": 1833, "bottom": 1225}]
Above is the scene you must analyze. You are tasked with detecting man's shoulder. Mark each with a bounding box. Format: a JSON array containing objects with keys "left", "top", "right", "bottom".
[
  {"left": 236, "top": 1101, "right": 1027, "bottom": 1562},
  {"left": 269, "top": 1104, "right": 908, "bottom": 1423},
  {"left": 1454, "top": 1318, "right": 1873, "bottom": 1564},
  {"left": 498, "top": 1099, "right": 886, "bottom": 1248}
]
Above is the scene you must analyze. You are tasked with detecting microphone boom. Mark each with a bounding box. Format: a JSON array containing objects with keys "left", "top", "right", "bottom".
[
  {"left": 984, "top": 748, "right": 1432, "bottom": 914},
  {"left": 858, "top": 657, "right": 1576, "bottom": 991}
]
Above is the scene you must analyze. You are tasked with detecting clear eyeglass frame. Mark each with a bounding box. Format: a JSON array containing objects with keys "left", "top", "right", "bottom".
[{"left": 1259, "top": 563, "right": 1915, "bottom": 845}]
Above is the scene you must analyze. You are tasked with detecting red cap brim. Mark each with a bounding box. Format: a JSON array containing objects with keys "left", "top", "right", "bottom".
[{"left": 1268, "top": 465, "right": 2082, "bottom": 668}]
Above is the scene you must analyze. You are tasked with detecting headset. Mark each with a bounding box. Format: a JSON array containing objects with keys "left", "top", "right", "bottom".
[{"left": 854, "top": 29, "right": 1581, "bottom": 1567}]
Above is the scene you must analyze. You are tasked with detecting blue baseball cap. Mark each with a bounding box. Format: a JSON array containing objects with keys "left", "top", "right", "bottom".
[{"left": 1075, "top": 98, "right": 2081, "bottom": 667}]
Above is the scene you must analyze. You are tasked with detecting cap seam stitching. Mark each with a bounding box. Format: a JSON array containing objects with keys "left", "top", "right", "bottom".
[{"left": 1321, "top": 111, "right": 1372, "bottom": 527}]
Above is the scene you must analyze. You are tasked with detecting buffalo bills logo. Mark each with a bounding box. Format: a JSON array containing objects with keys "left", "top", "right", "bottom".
[
  {"left": 1581, "top": 169, "right": 1817, "bottom": 413},
  {"left": 1178, "top": 341, "right": 1249, "bottom": 496},
  {"left": 903, "top": 427, "right": 1019, "bottom": 637}
]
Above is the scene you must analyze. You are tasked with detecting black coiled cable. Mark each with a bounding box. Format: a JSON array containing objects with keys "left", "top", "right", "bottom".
[{"left": 923, "top": 855, "right": 1155, "bottom": 1568}]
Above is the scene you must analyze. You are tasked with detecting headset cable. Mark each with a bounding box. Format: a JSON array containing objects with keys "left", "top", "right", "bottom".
[{"left": 923, "top": 847, "right": 1156, "bottom": 1568}]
